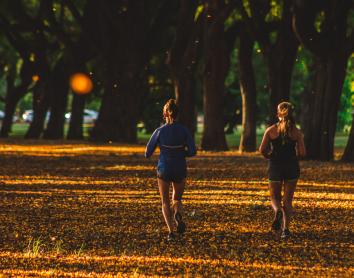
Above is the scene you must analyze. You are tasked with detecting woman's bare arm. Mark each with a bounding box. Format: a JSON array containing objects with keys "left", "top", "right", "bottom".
[
  {"left": 259, "top": 128, "right": 271, "bottom": 159},
  {"left": 296, "top": 129, "right": 306, "bottom": 158}
]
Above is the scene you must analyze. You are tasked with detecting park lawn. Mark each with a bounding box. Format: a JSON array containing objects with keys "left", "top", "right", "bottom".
[
  {"left": 9, "top": 123, "right": 350, "bottom": 149},
  {"left": 0, "top": 141, "right": 352, "bottom": 276}
]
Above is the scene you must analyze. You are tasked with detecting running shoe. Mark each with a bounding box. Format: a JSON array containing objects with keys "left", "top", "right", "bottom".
[
  {"left": 174, "top": 212, "right": 186, "bottom": 234},
  {"left": 271, "top": 210, "right": 283, "bottom": 231},
  {"left": 281, "top": 229, "right": 291, "bottom": 239}
]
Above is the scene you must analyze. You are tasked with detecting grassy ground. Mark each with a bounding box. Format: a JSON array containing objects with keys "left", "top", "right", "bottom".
[
  {"left": 9, "top": 123, "right": 350, "bottom": 149},
  {"left": 0, "top": 140, "right": 352, "bottom": 276}
]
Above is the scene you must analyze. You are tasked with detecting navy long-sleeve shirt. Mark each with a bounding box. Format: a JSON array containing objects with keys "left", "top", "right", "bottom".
[{"left": 145, "top": 122, "right": 196, "bottom": 170}]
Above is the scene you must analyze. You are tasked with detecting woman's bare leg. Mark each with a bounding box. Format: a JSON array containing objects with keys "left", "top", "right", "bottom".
[
  {"left": 172, "top": 179, "right": 186, "bottom": 233},
  {"left": 158, "top": 178, "right": 173, "bottom": 233},
  {"left": 172, "top": 179, "right": 185, "bottom": 215},
  {"left": 269, "top": 181, "right": 283, "bottom": 230},
  {"left": 269, "top": 181, "right": 282, "bottom": 212},
  {"left": 282, "top": 179, "right": 297, "bottom": 230}
]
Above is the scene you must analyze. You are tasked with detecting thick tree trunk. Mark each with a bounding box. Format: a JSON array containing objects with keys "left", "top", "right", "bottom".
[
  {"left": 267, "top": 41, "right": 298, "bottom": 122},
  {"left": 201, "top": 1, "right": 229, "bottom": 151},
  {"left": 299, "top": 61, "right": 316, "bottom": 136},
  {"left": 0, "top": 75, "right": 26, "bottom": 137},
  {"left": 89, "top": 1, "right": 148, "bottom": 143},
  {"left": 238, "top": 31, "right": 257, "bottom": 152},
  {"left": 293, "top": 0, "right": 352, "bottom": 161},
  {"left": 342, "top": 113, "right": 354, "bottom": 162},
  {"left": 175, "top": 79, "right": 196, "bottom": 136},
  {"left": 1, "top": 92, "right": 22, "bottom": 137},
  {"left": 43, "top": 61, "right": 70, "bottom": 139},
  {"left": 169, "top": 0, "right": 200, "bottom": 136},
  {"left": 305, "top": 54, "right": 348, "bottom": 160},
  {"left": 266, "top": 9, "right": 299, "bottom": 123},
  {"left": 67, "top": 94, "right": 86, "bottom": 140},
  {"left": 25, "top": 82, "right": 50, "bottom": 139},
  {"left": 90, "top": 65, "right": 140, "bottom": 142}
]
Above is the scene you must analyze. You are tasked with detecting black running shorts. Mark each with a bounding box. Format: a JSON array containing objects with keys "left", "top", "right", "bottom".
[{"left": 268, "top": 160, "right": 300, "bottom": 182}]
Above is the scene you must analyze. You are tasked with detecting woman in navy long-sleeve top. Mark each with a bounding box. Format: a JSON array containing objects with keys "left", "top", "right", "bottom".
[{"left": 145, "top": 99, "right": 196, "bottom": 241}]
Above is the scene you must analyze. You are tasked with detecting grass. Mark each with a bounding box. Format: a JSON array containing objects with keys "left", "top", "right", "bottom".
[{"left": 9, "top": 123, "right": 350, "bottom": 149}]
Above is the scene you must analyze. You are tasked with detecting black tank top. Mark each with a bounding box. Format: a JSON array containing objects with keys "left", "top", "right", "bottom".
[{"left": 270, "top": 135, "right": 297, "bottom": 162}]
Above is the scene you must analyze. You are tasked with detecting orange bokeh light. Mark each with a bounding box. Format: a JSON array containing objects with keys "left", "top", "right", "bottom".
[
  {"left": 70, "top": 73, "right": 93, "bottom": 94},
  {"left": 32, "top": 75, "right": 40, "bottom": 82}
]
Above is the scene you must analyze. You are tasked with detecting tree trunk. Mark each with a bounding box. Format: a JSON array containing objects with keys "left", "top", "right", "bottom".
[
  {"left": 266, "top": 4, "right": 299, "bottom": 123},
  {"left": 267, "top": 40, "right": 298, "bottom": 122},
  {"left": 1, "top": 91, "right": 21, "bottom": 137},
  {"left": 306, "top": 54, "right": 348, "bottom": 160},
  {"left": 201, "top": 0, "right": 229, "bottom": 151},
  {"left": 175, "top": 79, "right": 196, "bottom": 136},
  {"left": 89, "top": 1, "right": 148, "bottom": 143},
  {"left": 238, "top": 30, "right": 257, "bottom": 152},
  {"left": 90, "top": 64, "right": 140, "bottom": 143},
  {"left": 169, "top": 0, "right": 200, "bottom": 136},
  {"left": 293, "top": 0, "right": 352, "bottom": 161},
  {"left": 342, "top": 112, "right": 354, "bottom": 162},
  {"left": 25, "top": 82, "right": 50, "bottom": 139},
  {"left": 67, "top": 94, "right": 86, "bottom": 140},
  {"left": 0, "top": 75, "right": 25, "bottom": 137},
  {"left": 43, "top": 61, "right": 70, "bottom": 139},
  {"left": 299, "top": 60, "right": 316, "bottom": 137},
  {"left": 1, "top": 60, "right": 33, "bottom": 137}
]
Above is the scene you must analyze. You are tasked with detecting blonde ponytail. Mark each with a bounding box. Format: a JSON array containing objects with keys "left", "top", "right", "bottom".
[{"left": 277, "top": 102, "right": 295, "bottom": 140}]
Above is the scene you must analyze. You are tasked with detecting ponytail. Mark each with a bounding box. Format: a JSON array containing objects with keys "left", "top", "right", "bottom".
[
  {"left": 163, "top": 99, "right": 179, "bottom": 122},
  {"left": 277, "top": 102, "right": 295, "bottom": 140}
]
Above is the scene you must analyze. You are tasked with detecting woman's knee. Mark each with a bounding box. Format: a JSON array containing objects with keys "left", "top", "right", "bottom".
[
  {"left": 161, "top": 198, "right": 170, "bottom": 207},
  {"left": 283, "top": 200, "right": 293, "bottom": 210}
]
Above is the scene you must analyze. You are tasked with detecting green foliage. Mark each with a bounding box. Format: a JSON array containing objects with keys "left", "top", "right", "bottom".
[
  {"left": 194, "top": 5, "right": 204, "bottom": 22},
  {"left": 337, "top": 58, "right": 354, "bottom": 132},
  {"left": 265, "top": 0, "right": 283, "bottom": 22}
]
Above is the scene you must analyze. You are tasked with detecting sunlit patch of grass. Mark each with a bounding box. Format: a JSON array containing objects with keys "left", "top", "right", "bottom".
[{"left": 24, "top": 237, "right": 43, "bottom": 257}]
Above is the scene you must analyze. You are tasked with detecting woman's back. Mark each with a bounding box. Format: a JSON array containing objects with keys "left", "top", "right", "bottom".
[
  {"left": 145, "top": 122, "right": 196, "bottom": 161},
  {"left": 269, "top": 135, "right": 297, "bottom": 162}
]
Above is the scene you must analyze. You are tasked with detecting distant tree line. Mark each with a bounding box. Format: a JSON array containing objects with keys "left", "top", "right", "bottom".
[{"left": 0, "top": 0, "right": 353, "bottom": 162}]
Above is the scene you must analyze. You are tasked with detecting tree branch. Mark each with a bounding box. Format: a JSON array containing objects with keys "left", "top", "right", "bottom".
[
  {"left": 63, "top": 0, "right": 84, "bottom": 28},
  {"left": 292, "top": 0, "right": 327, "bottom": 57},
  {"left": 0, "top": 14, "right": 28, "bottom": 58}
]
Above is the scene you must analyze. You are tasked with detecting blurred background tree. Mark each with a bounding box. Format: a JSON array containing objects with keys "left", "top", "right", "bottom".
[{"left": 0, "top": 0, "right": 352, "bottom": 161}]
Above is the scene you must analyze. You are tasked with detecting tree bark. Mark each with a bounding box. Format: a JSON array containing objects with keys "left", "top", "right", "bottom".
[
  {"left": 238, "top": 30, "right": 257, "bottom": 152},
  {"left": 238, "top": 0, "right": 299, "bottom": 123},
  {"left": 305, "top": 55, "right": 348, "bottom": 160},
  {"left": 67, "top": 94, "right": 86, "bottom": 140},
  {"left": 43, "top": 60, "right": 70, "bottom": 139},
  {"left": 0, "top": 69, "right": 31, "bottom": 137},
  {"left": 293, "top": 0, "right": 353, "bottom": 160},
  {"left": 90, "top": 68, "right": 140, "bottom": 142},
  {"left": 201, "top": 0, "right": 230, "bottom": 151},
  {"left": 267, "top": 37, "right": 299, "bottom": 122},
  {"left": 25, "top": 82, "right": 50, "bottom": 139},
  {"left": 168, "top": 0, "right": 200, "bottom": 136},
  {"left": 89, "top": 1, "right": 149, "bottom": 143}
]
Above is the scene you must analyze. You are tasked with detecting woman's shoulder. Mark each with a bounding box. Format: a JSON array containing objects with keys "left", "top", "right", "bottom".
[
  {"left": 265, "top": 124, "right": 278, "bottom": 137},
  {"left": 152, "top": 124, "right": 166, "bottom": 134},
  {"left": 291, "top": 126, "right": 304, "bottom": 140}
]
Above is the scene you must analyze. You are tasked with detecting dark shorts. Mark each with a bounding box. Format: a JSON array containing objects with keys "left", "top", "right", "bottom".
[
  {"left": 268, "top": 160, "right": 300, "bottom": 182},
  {"left": 157, "top": 164, "right": 186, "bottom": 183}
]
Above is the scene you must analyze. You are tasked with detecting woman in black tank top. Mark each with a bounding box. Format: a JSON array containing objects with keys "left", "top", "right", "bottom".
[{"left": 259, "top": 102, "right": 306, "bottom": 239}]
